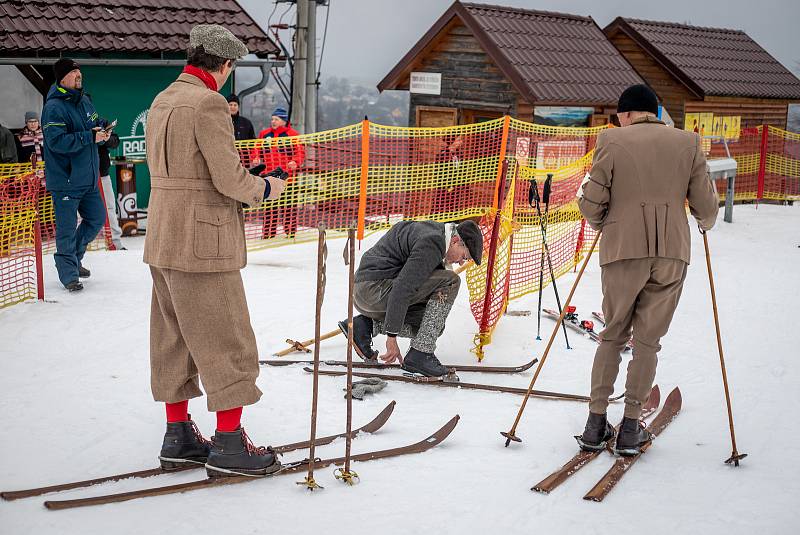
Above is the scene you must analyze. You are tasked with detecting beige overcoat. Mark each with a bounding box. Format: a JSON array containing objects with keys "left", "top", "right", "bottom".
[
  {"left": 578, "top": 116, "right": 719, "bottom": 266},
  {"left": 144, "top": 73, "right": 270, "bottom": 272}
]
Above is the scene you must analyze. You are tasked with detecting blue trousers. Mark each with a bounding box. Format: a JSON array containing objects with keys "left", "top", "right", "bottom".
[{"left": 51, "top": 186, "right": 106, "bottom": 287}]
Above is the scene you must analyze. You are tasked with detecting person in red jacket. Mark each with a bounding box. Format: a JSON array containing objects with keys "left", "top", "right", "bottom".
[{"left": 256, "top": 107, "right": 304, "bottom": 238}]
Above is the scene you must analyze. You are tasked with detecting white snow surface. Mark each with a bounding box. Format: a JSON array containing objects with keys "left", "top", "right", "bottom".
[{"left": 1, "top": 204, "right": 798, "bottom": 535}]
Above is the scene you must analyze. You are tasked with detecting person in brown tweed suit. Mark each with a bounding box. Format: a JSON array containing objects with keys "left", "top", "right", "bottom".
[
  {"left": 575, "top": 84, "right": 719, "bottom": 456},
  {"left": 144, "top": 25, "right": 288, "bottom": 478}
]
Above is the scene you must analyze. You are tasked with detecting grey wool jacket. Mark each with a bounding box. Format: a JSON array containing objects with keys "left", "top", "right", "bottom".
[{"left": 356, "top": 221, "right": 448, "bottom": 334}]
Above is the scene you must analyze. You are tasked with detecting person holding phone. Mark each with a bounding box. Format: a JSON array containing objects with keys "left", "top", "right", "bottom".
[{"left": 41, "top": 58, "right": 109, "bottom": 291}]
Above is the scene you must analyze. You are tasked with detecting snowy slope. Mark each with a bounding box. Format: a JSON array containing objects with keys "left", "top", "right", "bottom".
[{"left": 1, "top": 204, "right": 798, "bottom": 534}]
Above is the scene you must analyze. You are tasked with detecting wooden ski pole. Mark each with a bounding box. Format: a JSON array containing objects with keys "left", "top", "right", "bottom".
[
  {"left": 275, "top": 328, "right": 341, "bottom": 357},
  {"left": 335, "top": 228, "right": 359, "bottom": 485},
  {"left": 501, "top": 231, "right": 600, "bottom": 446},
  {"left": 298, "top": 225, "right": 327, "bottom": 490},
  {"left": 701, "top": 230, "right": 747, "bottom": 466}
]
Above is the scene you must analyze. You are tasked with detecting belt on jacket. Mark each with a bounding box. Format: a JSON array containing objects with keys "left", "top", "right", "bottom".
[{"left": 150, "top": 177, "right": 218, "bottom": 191}]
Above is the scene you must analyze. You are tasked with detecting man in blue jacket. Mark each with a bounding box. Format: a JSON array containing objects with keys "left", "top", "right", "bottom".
[{"left": 42, "top": 58, "right": 110, "bottom": 291}]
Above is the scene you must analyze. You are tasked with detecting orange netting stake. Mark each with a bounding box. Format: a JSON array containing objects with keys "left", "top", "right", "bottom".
[{"left": 357, "top": 119, "right": 370, "bottom": 240}]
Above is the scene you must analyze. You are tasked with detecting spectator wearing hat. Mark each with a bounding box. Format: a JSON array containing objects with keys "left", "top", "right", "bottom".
[
  {"left": 574, "top": 84, "right": 719, "bottom": 456},
  {"left": 256, "top": 107, "right": 305, "bottom": 238},
  {"left": 16, "top": 111, "right": 44, "bottom": 164},
  {"left": 144, "top": 24, "right": 287, "bottom": 479},
  {"left": 338, "top": 220, "right": 483, "bottom": 377},
  {"left": 0, "top": 122, "right": 18, "bottom": 163},
  {"left": 226, "top": 94, "right": 255, "bottom": 141},
  {"left": 41, "top": 58, "right": 110, "bottom": 292}
]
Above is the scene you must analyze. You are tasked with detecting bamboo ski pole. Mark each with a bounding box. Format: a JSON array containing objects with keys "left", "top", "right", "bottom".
[
  {"left": 530, "top": 175, "right": 570, "bottom": 349},
  {"left": 298, "top": 225, "right": 327, "bottom": 490},
  {"left": 501, "top": 231, "right": 600, "bottom": 446},
  {"left": 275, "top": 329, "right": 341, "bottom": 357},
  {"left": 701, "top": 230, "right": 747, "bottom": 466},
  {"left": 335, "top": 228, "right": 359, "bottom": 485}
]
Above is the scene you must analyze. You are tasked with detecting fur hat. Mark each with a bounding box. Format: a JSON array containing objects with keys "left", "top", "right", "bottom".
[{"left": 617, "top": 84, "right": 659, "bottom": 115}]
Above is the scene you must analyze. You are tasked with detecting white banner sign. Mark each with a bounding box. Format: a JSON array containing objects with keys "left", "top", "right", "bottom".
[{"left": 410, "top": 72, "right": 442, "bottom": 95}]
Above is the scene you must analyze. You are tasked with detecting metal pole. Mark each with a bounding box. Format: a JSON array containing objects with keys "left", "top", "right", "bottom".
[
  {"left": 291, "top": 0, "right": 308, "bottom": 134},
  {"left": 701, "top": 230, "right": 747, "bottom": 466},
  {"left": 305, "top": 0, "right": 317, "bottom": 134}
]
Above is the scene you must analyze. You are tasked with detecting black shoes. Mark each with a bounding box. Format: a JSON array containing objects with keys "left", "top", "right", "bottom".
[
  {"left": 78, "top": 265, "right": 91, "bottom": 278},
  {"left": 614, "top": 417, "right": 654, "bottom": 456},
  {"left": 205, "top": 427, "right": 282, "bottom": 478},
  {"left": 65, "top": 280, "right": 83, "bottom": 292},
  {"left": 159, "top": 418, "right": 212, "bottom": 470},
  {"left": 575, "top": 412, "right": 616, "bottom": 452},
  {"left": 402, "top": 348, "right": 448, "bottom": 377},
  {"left": 338, "top": 315, "right": 379, "bottom": 361}
]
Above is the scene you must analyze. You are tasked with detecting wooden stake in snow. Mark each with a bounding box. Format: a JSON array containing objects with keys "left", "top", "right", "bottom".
[{"left": 298, "top": 224, "right": 328, "bottom": 490}]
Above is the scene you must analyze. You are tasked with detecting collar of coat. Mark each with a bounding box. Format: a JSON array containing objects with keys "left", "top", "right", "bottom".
[{"left": 631, "top": 115, "right": 666, "bottom": 126}]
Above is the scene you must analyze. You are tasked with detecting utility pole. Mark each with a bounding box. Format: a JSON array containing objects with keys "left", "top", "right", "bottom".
[
  {"left": 291, "top": 0, "right": 308, "bottom": 133},
  {"left": 305, "top": 0, "right": 317, "bottom": 133}
]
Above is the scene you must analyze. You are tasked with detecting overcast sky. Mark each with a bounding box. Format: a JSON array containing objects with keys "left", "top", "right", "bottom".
[{"left": 238, "top": 0, "right": 800, "bottom": 84}]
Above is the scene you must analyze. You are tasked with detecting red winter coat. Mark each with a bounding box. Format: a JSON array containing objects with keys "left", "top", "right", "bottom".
[{"left": 254, "top": 125, "right": 305, "bottom": 182}]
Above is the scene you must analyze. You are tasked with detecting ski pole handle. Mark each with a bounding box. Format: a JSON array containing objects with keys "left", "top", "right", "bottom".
[
  {"left": 528, "top": 178, "right": 539, "bottom": 207},
  {"left": 543, "top": 173, "right": 553, "bottom": 205}
]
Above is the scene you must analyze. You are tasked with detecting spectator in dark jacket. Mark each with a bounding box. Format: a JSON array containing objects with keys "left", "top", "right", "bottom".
[
  {"left": 0, "top": 122, "right": 18, "bottom": 163},
  {"left": 41, "top": 58, "right": 109, "bottom": 292},
  {"left": 227, "top": 94, "right": 255, "bottom": 141},
  {"left": 338, "top": 220, "right": 483, "bottom": 377},
  {"left": 15, "top": 111, "right": 44, "bottom": 164}
]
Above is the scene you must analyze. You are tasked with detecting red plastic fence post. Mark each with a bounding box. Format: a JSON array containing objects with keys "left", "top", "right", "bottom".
[
  {"left": 478, "top": 161, "right": 510, "bottom": 340},
  {"left": 756, "top": 125, "right": 768, "bottom": 202}
]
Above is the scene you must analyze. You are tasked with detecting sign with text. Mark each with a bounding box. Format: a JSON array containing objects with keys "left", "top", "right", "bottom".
[{"left": 410, "top": 72, "right": 442, "bottom": 95}]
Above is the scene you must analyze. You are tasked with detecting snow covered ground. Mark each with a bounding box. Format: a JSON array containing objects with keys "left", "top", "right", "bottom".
[{"left": 1, "top": 204, "right": 798, "bottom": 534}]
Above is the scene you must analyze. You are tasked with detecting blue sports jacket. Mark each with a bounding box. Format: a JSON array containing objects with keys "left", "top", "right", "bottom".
[{"left": 41, "top": 84, "right": 101, "bottom": 192}]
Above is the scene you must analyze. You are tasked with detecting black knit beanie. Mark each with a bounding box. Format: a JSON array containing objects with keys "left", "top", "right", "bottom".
[
  {"left": 617, "top": 84, "right": 659, "bottom": 115},
  {"left": 53, "top": 58, "right": 80, "bottom": 85}
]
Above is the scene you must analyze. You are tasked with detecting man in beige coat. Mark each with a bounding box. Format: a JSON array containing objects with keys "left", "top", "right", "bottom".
[
  {"left": 576, "top": 84, "right": 719, "bottom": 456},
  {"left": 144, "top": 25, "right": 287, "bottom": 478}
]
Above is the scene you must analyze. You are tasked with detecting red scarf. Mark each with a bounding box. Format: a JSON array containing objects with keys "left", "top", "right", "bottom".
[{"left": 182, "top": 65, "right": 218, "bottom": 91}]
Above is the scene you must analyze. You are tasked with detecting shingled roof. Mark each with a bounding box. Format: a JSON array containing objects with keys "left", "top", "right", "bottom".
[
  {"left": 379, "top": 1, "right": 645, "bottom": 106},
  {"left": 605, "top": 17, "right": 800, "bottom": 100},
  {"left": 0, "top": 0, "right": 278, "bottom": 57}
]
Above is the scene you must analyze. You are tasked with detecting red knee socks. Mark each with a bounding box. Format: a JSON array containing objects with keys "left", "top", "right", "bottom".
[
  {"left": 216, "top": 406, "right": 243, "bottom": 432},
  {"left": 165, "top": 401, "right": 242, "bottom": 432},
  {"left": 165, "top": 400, "right": 189, "bottom": 423}
]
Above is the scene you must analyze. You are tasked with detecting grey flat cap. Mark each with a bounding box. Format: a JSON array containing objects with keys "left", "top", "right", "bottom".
[{"left": 189, "top": 24, "right": 248, "bottom": 59}]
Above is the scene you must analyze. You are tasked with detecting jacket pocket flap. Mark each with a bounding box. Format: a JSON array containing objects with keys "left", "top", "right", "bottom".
[{"left": 195, "top": 204, "right": 232, "bottom": 226}]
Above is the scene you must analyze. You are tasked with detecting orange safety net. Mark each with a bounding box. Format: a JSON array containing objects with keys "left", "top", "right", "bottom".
[{"left": 0, "top": 171, "right": 40, "bottom": 308}]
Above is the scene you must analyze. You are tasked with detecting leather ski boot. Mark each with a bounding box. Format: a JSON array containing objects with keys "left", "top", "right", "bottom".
[
  {"left": 614, "top": 417, "right": 654, "bottom": 456},
  {"left": 338, "top": 314, "right": 379, "bottom": 361},
  {"left": 159, "top": 417, "right": 212, "bottom": 470},
  {"left": 402, "top": 348, "right": 448, "bottom": 377},
  {"left": 205, "top": 427, "right": 282, "bottom": 478},
  {"left": 575, "top": 412, "right": 615, "bottom": 452}
]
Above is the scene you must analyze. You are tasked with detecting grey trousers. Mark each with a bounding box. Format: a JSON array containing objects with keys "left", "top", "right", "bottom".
[
  {"left": 100, "top": 174, "right": 123, "bottom": 249},
  {"left": 590, "top": 257, "right": 687, "bottom": 419},
  {"left": 353, "top": 269, "right": 460, "bottom": 353}
]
